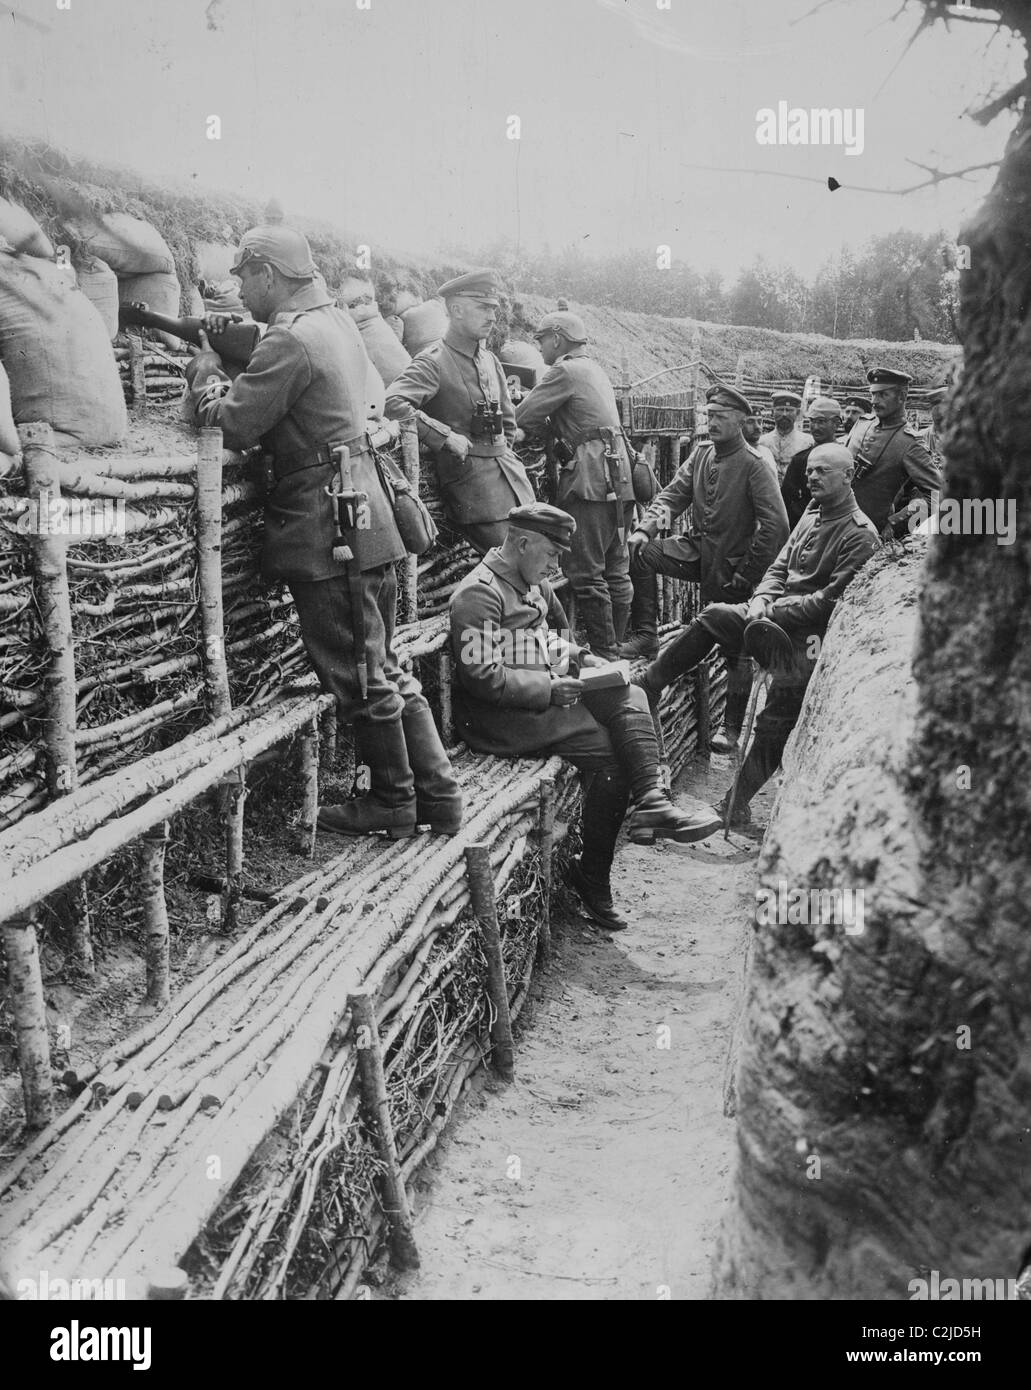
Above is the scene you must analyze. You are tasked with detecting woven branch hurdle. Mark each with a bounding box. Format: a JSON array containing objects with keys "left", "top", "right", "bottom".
[{"left": 0, "top": 395, "right": 724, "bottom": 1293}]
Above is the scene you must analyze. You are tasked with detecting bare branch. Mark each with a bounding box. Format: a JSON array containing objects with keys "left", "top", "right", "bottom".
[
  {"left": 680, "top": 161, "right": 1001, "bottom": 196},
  {"left": 969, "top": 79, "right": 1026, "bottom": 125}
]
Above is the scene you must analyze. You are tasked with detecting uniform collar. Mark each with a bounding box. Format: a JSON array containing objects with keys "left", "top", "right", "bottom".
[
  {"left": 444, "top": 326, "right": 484, "bottom": 358},
  {"left": 482, "top": 549, "right": 543, "bottom": 600},
  {"left": 271, "top": 280, "right": 334, "bottom": 323},
  {"left": 558, "top": 346, "right": 588, "bottom": 361},
  {"left": 815, "top": 490, "right": 861, "bottom": 523}
]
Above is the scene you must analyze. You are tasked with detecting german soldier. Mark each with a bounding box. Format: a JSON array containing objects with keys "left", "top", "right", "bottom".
[
  {"left": 512, "top": 311, "right": 636, "bottom": 658},
  {"left": 620, "top": 383, "right": 789, "bottom": 755},
  {"left": 384, "top": 269, "right": 534, "bottom": 555},
  {"left": 852, "top": 367, "right": 939, "bottom": 535},
  {"left": 185, "top": 222, "right": 462, "bottom": 839},
  {"left": 759, "top": 390, "right": 814, "bottom": 478},
  {"left": 632, "top": 444, "right": 879, "bottom": 827},
  {"left": 450, "top": 504, "right": 722, "bottom": 931}
]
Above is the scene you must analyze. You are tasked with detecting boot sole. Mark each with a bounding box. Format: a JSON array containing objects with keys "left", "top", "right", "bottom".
[
  {"left": 317, "top": 820, "right": 416, "bottom": 840},
  {"left": 627, "top": 817, "right": 723, "bottom": 845}
]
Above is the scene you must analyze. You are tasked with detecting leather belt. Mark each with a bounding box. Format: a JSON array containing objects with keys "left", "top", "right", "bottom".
[{"left": 272, "top": 432, "right": 371, "bottom": 482}]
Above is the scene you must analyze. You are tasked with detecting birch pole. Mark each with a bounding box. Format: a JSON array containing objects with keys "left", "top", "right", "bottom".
[
  {"left": 140, "top": 821, "right": 171, "bottom": 1008},
  {"left": 195, "top": 428, "right": 245, "bottom": 930},
  {"left": 21, "top": 421, "right": 94, "bottom": 976},
  {"left": 398, "top": 422, "right": 421, "bottom": 624},
  {"left": 464, "top": 842, "right": 514, "bottom": 1082},
  {"left": 1, "top": 908, "right": 53, "bottom": 1129}
]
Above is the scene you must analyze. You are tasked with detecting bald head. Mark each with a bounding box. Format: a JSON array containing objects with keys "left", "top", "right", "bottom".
[{"left": 805, "top": 442, "right": 855, "bottom": 510}]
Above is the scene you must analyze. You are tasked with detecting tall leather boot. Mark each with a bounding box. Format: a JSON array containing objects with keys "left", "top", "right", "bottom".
[
  {"left": 577, "top": 593, "right": 618, "bottom": 660},
  {"left": 711, "top": 654, "right": 752, "bottom": 754},
  {"left": 606, "top": 703, "right": 722, "bottom": 844},
  {"left": 719, "top": 712, "right": 794, "bottom": 823},
  {"left": 617, "top": 569, "right": 659, "bottom": 660},
  {"left": 611, "top": 596, "right": 632, "bottom": 646},
  {"left": 632, "top": 619, "right": 718, "bottom": 710},
  {"left": 564, "top": 767, "right": 630, "bottom": 930},
  {"left": 317, "top": 718, "right": 417, "bottom": 839},
  {"left": 401, "top": 704, "right": 463, "bottom": 834}
]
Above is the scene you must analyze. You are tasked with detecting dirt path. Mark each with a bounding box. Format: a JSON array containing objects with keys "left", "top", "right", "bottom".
[{"left": 386, "top": 757, "right": 773, "bottom": 1302}]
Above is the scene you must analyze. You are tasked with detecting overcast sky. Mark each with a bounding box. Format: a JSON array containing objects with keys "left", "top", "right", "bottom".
[{"left": 1, "top": 0, "right": 1021, "bottom": 281}]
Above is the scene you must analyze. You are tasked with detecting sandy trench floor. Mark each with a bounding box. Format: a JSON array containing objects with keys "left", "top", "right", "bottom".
[{"left": 381, "top": 754, "right": 774, "bottom": 1302}]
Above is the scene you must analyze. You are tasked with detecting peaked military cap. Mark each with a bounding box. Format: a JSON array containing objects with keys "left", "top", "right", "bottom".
[
  {"left": 845, "top": 394, "right": 873, "bottom": 411},
  {"left": 508, "top": 503, "right": 576, "bottom": 551},
  {"left": 771, "top": 390, "right": 803, "bottom": 407},
  {"left": 231, "top": 224, "right": 318, "bottom": 279},
  {"left": 534, "top": 310, "right": 588, "bottom": 344},
  {"left": 705, "top": 383, "right": 752, "bottom": 414},
  {"left": 437, "top": 269, "right": 502, "bottom": 304},
  {"left": 867, "top": 366, "right": 913, "bottom": 388}
]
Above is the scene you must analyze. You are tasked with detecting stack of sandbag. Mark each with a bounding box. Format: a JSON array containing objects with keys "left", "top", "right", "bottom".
[
  {"left": 75, "top": 254, "right": 119, "bottom": 341},
  {"left": 401, "top": 298, "right": 448, "bottom": 356},
  {"left": 0, "top": 248, "right": 127, "bottom": 448},
  {"left": 0, "top": 196, "right": 54, "bottom": 258},
  {"left": 64, "top": 210, "right": 182, "bottom": 342}
]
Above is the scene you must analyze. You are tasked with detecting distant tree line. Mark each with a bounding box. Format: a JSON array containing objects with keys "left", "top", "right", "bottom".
[{"left": 455, "top": 230, "right": 963, "bottom": 343}]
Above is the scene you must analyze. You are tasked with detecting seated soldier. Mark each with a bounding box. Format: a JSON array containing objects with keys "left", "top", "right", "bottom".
[
  {"left": 632, "top": 444, "right": 880, "bottom": 826},
  {"left": 450, "top": 504, "right": 722, "bottom": 931}
]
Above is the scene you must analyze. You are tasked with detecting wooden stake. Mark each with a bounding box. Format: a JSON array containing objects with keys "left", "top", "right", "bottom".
[
  {"left": 195, "top": 428, "right": 231, "bottom": 721},
  {"left": 296, "top": 718, "right": 319, "bottom": 858},
  {"left": 399, "top": 422, "right": 421, "bottom": 624},
  {"left": 21, "top": 421, "right": 94, "bottom": 977},
  {"left": 318, "top": 704, "right": 338, "bottom": 783},
  {"left": 127, "top": 332, "right": 148, "bottom": 407},
  {"left": 350, "top": 993, "right": 421, "bottom": 1271},
  {"left": 141, "top": 821, "right": 170, "bottom": 1008},
  {"left": 222, "top": 769, "right": 247, "bottom": 933},
  {"left": 1, "top": 909, "right": 53, "bottom": 1130},
  {"left": 464, "top": 842, "right": 514, "bottom": 1081},
  {"left": 536, "top": 778, "right": 556, "bottom": 964},
  {"left": 437, "top": 650, "right": 454, "bottom": 746}
]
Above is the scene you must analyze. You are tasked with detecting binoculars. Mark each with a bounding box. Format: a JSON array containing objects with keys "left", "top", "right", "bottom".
[{"left": 471, "top": 400, "right": 505, "bottom": 440}]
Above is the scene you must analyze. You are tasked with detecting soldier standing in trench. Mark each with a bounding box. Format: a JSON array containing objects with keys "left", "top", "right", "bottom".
[
  {"left": 185, "top": 222, "right": 462, "bottom": 839},
  {"left": 512, "top": 310, "right": 636, "bottom": 659},
  {"left": 384, "top": 269, "right": 535, "bottom": 555}
]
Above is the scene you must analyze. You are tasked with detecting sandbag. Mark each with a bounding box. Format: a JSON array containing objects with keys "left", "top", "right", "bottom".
[
  {"left": 65, "top": 211, "right": 175, "bottom": 276},
  {"left": 358, "top": 311, "right": 411, "bottom": 389},
  {"left": 384, "top": 313, "right": 405, "bottom": 341},
  {"left": 75, "top": 256, "right": 119, "bottom": 341},
  {"left": 392, "top": 288, "right": 422, "bottom": 316},
  {"left": 0, "top": 359, "right": 20, "bottom": 456},
  {"left": 194, "top": 239, "right": 236, "bottom": 285},
  {"left": 186, "top": 285, "right": 205, "bottom": 317},
  {"left": 402, "top": 298, "right": 448, "bottom": 356},
  {"left": 0, "top": 197, "right": 53, "bottom": 259},
  {"left": 204, "top": 277, "right": 245, "bottom": 312},
  {"left": 338, "top": 274, "right": 376, "bottom": 308},
  {"left": 118, "top": 270, "right": 182, "bottom": 348},
  {"left": 0, "top": 250, "right": 127, "bottom": 448}
]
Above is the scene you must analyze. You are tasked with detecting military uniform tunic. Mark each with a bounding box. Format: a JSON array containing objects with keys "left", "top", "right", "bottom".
[
  {"left": 514, "top": 346, "right": 635, "bottom": 634},
  {"left": 848, "top": 414, "right": 939, "bottom": 533},
  {"left": 190, "top": 281, "right": 417, "bottom": 724},
  {"left": 637, "top": 436, "right": 789, "bottom": 601},
  {"left": 384, "top": 327, "right": 534, "bottom": 532},
  {"left": 759, "top": 424, "right": 815, "bottom": 478}
]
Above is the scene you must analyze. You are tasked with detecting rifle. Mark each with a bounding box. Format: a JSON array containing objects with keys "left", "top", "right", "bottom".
[{"left": 117, "top": 303, "right": 260, "bottom": 366}]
